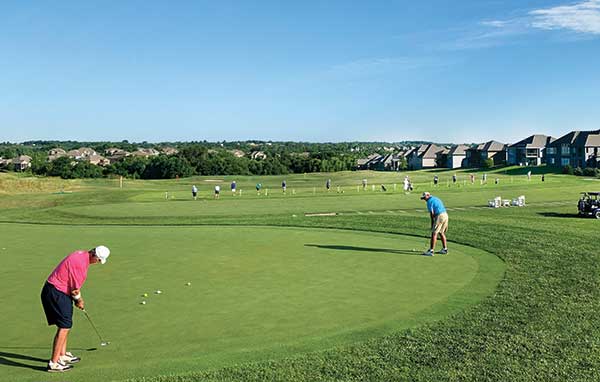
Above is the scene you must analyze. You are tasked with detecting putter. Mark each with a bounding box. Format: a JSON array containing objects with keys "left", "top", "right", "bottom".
[{"left": 82, "top": 309, "right": 110, "bottom": 346}]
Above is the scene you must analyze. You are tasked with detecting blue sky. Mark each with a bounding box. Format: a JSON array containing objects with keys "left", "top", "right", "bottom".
[{"left": 1, "top": 1, "right": 599, "bottom": 143}]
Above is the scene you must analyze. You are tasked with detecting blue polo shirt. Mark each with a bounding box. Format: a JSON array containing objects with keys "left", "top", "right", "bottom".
[{"left": 426, "top": 196, "right": 446, "bottom": 216}]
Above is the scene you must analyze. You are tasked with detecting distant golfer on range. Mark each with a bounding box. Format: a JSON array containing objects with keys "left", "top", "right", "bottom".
[
  {"left": 420, "top": 192, "right": 448, "bottom": 256},
  {"left": 41, "top": 246, "right": 110, "bottom": 372}
]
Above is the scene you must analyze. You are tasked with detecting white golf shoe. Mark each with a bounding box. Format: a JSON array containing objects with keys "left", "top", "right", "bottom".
[
  {"left": 60, "top": 351, "right": 81, "bottom": 364},
  {"left": 47, "top": 360, "right": 73, "bottom": 372}
]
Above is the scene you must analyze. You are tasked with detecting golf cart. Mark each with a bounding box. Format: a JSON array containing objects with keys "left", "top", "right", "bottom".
[{"left": 578, "top": 192, "right": 600, "bottom": 219}]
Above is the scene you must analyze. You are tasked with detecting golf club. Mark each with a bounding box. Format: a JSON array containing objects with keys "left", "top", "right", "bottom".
[{"left": 82, "top": 309, "right": 110, "bottom": 347}]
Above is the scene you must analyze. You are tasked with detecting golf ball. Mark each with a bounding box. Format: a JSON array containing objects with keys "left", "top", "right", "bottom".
[
  {"left": 141, "top": 301, "right": 146, "bottom": 305},
  {"left": 186, "top": 282, "right": 191, "bottom": 286},
  {"left": 142, "top": 293, "right": 148, "bottom": 297},
  {"left": 155, "top": 290, "right": 162, "bottom": 294}
]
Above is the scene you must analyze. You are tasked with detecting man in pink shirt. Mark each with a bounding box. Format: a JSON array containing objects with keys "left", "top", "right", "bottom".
[{"left": 41, "top": 245, "right": 110, "bottom": 372}]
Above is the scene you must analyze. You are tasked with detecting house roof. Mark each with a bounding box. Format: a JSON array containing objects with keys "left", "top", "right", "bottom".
[
  {"left": 509, "top": 134, "right": 555, "bottom": 148},
  {"left": 551, "top": 130, "right": 600, "bottom": 147},
  {"left": 79, "top": 147, "right": 95, "bottom": 154},
  {"left": 383, "top": 153, "right": 395, "bottom": 164},
  {"left": 86, "top": 154, "right": 106, "bottom": 161},
  {"left": 478, "top": 140, "right": 506, "bottom": 152},
  {"left": 67, "top": 150, "right": 82, "bottom": 157},
  {"left": 585, "top": 134, "right": 600, "bottom": 147},
  {"left": 419, "top": 144, "right": 443, "bottom": 159},
  {"left": 404, "top": 147, "right": 417, "bottom": 157},
  {"left": 12, "top": 155, "right": 32, "bottom": 165},
  {"left": 448, "top": 144, "right": 469, "bottom": 156}
]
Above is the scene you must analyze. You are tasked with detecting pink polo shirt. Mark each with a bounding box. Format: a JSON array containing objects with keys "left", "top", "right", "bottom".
[{"left": 47, "top": 250, "right": 91, "bottom": 296}]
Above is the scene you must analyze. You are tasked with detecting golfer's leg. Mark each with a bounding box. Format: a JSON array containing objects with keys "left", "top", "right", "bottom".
[
  {"left": 51, "top": 328, "right": 69, "bottom": 362},
  {"left": 430, "top": 233, "right": 437, "bottom": 250},
  {"left": 440, "top": 232, "right": 447, "bottom": 249},
  {"left": 61, "top": 333, "right": 68, "bottom": 357}
]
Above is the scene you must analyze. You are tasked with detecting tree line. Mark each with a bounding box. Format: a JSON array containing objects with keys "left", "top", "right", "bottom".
[{"left": 1, "top": 141, "right": 406, "bottom": 179}]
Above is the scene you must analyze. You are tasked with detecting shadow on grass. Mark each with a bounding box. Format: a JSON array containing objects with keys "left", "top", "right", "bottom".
[
  {"left": 502, "top": 166, "right": 562, "bottom": 176},
  {"left": 538, "top": 212, "right": 581, "bottom": 219},
  {"left": 305, "top": 244, "right": 421, "bottom": 255},
  {"left": 0, "top": 351, "right": 47, "bottom": 372},
  {"left": 0, "top": 346, "right": 97, "bottom": 351}
]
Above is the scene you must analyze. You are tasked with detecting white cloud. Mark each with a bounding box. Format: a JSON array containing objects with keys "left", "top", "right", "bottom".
[
  {"left": 447, "top": 1, "right": 600, "bottom": 50},
  {"left": 529, "top": 0, "right": 600, "bottom": 34},
  {"left": 480, "top": 20, "right": 510, "bottom": 28}
]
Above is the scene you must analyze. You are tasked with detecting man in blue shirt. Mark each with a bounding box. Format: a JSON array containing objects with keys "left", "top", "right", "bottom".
[{"left": 420, "top": 192, "right": 449, "bottom": 256}]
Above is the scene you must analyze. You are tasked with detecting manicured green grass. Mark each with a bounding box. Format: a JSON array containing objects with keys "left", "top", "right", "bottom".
[
  {"left": 1, "top": 168, "right": 599, "bottom": 381},
  {"left": 0, "top": 224, "right": 501, "bottom": 382}
]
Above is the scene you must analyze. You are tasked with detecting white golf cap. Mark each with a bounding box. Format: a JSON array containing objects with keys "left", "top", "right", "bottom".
[
  {"left": 94, "top": 245, "right": 110, "bottom": 264},
  {"left": 420, "top": 192, "right": 431, "bottom": 200}
]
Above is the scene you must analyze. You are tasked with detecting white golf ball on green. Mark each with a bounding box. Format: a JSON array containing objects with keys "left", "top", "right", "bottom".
[{"left": 141, "top": 301, "right": 146, "bottom": 305}]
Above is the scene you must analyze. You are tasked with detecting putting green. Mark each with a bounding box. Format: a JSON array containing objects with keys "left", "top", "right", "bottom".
[{"left": 0, "top": 224, "right": 504, "bottom": 382}]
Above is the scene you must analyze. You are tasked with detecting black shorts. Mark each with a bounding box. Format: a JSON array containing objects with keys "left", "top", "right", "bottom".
[
  {"left": 192, "top": 192, "right": 197, "bottom": 197},
  {"left": 41, "top": 282, "right": 73, "bottom": 329}
]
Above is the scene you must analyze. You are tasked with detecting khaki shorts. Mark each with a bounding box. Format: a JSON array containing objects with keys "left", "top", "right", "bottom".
[{"left": 432, "top": 212, "right": 449, "bottom": 235}]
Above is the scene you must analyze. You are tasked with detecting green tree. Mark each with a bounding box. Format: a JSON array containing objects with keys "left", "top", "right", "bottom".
[{"left": 482, "top": 158, "right": 494, "bottom": 169}]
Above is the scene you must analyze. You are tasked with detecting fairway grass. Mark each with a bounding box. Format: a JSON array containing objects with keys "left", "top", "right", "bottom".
[
  {"left": 1, "top": 169, "right": 599, "bottom": 381},
  {"left": 1, "top": 224, "right": 502, "bottom": 382}
]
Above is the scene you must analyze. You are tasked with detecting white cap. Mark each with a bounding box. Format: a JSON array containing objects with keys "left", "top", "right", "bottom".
[
  {"left": 420, "top": 192, "right": 431, "bottom": 200},
  {"left": 94, "top": 245, "right": 110, "bottom": 264}
]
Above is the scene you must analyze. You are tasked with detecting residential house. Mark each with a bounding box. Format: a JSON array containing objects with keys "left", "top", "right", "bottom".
[
  {"left": 466, "top": 141, "right": 507, "bottom": 167},
  {"left": 372, "top": 153, "right": 402, "bottom": 171},
  {"left": 250, "top": 151, "right": 267, "bottom": 160},
  {"left": 161, "top": 147, "right": 179, "bottom": 155},
  {"left": 547, "top": 130, "right": 600, "bottom": 168},
  {"left": 13, "top": 155, "right": 32, "bottom": 171},
  {"left": 408, "top": 144, "right": 444, "bottom": 170},
  {"left": 85, "top": 155, "right": 111, "bottom": 166},
  {"left": 48, "top": 148, "right": 67, "bottom": 161},
  {"left": 229, "top": 149, "right": 245, "bottom": 158},
  {"left": 0, "top": 157, "right": 12, "bottom": 169},
  {"left": 131, "top": 148, "right": 160, "bottom": 158},
  {"left": 78, "top": 147, "right": 97, "bottom": 157},
  {"left": 67, "top": 149, "right": 84, "bottom": 160},
  {"left": 508, "top": 135, "right": 555, "bottom": 166},
  {"left": 105, "top": 148, "right": 130, "bottom": 162},
  {"left": 445, "top": 144, "right": 469, "bottom": 168},
  {"left": 356, "top": 153, "right": 382, "bottom": 170},
  {"left": 434, "top": 147, "right": 450, "bottom": 168}
]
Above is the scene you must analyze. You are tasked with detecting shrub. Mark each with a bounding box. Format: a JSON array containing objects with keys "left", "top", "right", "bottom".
[
  {"left": 573, "top": 167, "right": 583, "bottom": 176},
  {"left": 562, "top": 165, "right": 574, "bottom": 175},
  {"left": 583, "top": 167, "right": 599, "bottom": 177},
  {"left": 482, "top": 158, "right": 494, "bottom": 169}
]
